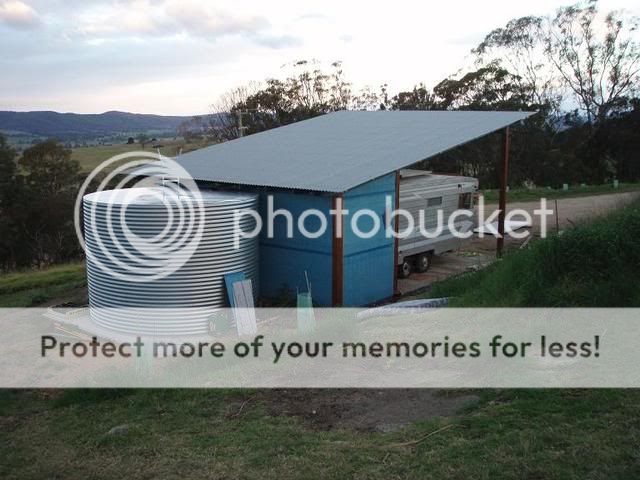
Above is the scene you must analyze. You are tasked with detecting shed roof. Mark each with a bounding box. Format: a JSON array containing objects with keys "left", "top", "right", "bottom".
[{"left": 175, "top": 110, "right": 535, "bottom": 193}]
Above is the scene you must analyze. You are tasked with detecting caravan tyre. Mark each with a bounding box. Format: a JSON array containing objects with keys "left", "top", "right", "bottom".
[
  {"left": 399, "top": 259, "right": 412, "bottom": 278},
  {"left": 416, "top": 253, "right": 432, "bottom": 273}
]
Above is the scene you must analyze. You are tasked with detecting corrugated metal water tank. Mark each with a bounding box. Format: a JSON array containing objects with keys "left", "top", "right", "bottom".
[{"left": 83, "top": 187, "right": 258, "bottom": 335}]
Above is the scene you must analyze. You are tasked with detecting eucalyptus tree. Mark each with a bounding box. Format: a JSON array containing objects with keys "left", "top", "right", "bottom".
[{"left": 545, "top": 0, "right": 640, "bottom": 125}]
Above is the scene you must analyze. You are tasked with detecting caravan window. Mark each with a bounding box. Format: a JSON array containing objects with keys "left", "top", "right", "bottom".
[{"left": 427, "top": 197, "right": 443, "bottom": 207}]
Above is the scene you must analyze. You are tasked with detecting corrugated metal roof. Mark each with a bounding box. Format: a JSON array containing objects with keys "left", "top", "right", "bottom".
[{"left": 175, "top": 110, "right": 535, "bottom": 193}]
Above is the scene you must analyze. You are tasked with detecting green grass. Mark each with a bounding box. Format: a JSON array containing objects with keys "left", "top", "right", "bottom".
[
  {"left": 71, "top": 144, "right": 141, "bottom": 172},
  {"left": 427, "top": 199, "right": 640, "bottom": 306},
  {"left": 1, "top": 388, "right": 640, "bottom": 479},
  {"left": 0, "top": 262, "right": 86, "bottom": 307},
  {"left": 481, "top": 182, "right": 640, "bottom": 204},
  {"left": 71, "top": 139, "right": 212, "bottom": 172}
]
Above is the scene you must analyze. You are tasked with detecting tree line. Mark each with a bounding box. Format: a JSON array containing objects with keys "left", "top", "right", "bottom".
[{"left": 0, "top": 138, "right": 82, "bottom": 270}]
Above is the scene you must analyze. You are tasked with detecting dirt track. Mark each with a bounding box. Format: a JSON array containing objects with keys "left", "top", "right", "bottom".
[{"left": 471, "top": 190, "right": 640, "bottom": 253}]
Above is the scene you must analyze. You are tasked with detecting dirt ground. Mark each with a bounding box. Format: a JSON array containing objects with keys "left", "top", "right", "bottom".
[{"left": 233, "top": 389, "right": 479, "bottom": 432}]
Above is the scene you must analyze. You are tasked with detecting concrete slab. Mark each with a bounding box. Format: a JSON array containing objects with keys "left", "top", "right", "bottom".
[{"left": 397, "top": 251, "right": 492, "bottom": 296}]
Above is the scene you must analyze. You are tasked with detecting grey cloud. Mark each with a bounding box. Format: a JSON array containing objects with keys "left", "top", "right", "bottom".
[
  {"left": 0, "top": 29, "right": 241, "bottom": 100},
  {"left": 5, "top": 1, "right": 301, "bottom": 50},
  {"left": 166, "top": 3, "right": 269, "bottom": 38},
  {"left": 65, "top": 1, "right": 277, "bottom": 47}
]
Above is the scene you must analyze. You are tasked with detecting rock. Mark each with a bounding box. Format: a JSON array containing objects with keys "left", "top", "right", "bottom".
[
  {"left": 107, "top": 424, "right": 129, "bottom": 435},
  {"left": 375, "top": 422, "right": 408, "bottom": 433}
]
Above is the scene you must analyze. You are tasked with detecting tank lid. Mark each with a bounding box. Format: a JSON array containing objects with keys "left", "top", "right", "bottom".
[{"left": 83, "top": 188, "right": 257, "bottom": 206}]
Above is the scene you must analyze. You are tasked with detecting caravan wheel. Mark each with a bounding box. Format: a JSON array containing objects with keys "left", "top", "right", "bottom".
[
  {"left": 399, "top": 259, "right": 412, "bottom": 278},
  {"left": 415, "top": 253, "right": 432, "bottom": 273}
]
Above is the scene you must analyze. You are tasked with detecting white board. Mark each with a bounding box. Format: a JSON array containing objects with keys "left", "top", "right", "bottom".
[
  {"left": 232, "top": 279, "right": 257, "bottom": 336},
  {"left": 473, "top": 220, "right": 530, "bottom": 236}
]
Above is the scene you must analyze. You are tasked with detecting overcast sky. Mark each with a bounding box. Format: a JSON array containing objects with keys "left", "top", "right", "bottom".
[{"left": 0, "top": 0, "right": 637, "bottom": 115}]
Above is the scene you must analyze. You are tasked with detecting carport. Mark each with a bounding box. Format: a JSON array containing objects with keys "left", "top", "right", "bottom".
[{"left": 174, "top": 110, "right": 534, "bottom": 306}]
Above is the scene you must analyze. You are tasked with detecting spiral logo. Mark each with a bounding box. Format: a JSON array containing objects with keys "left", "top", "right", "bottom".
[{"left": 74, "top": 151, "right": 206, "bottom": 282}]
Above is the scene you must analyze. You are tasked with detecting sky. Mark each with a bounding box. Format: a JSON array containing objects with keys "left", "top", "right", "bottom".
[{"left": 0, "top": 0, "right": 638, "bottom": 115}]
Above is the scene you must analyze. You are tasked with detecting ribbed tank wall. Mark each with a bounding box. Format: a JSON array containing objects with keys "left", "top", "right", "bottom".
[{"left": 83, "top": 188, "right": 259, "bottom": 335}]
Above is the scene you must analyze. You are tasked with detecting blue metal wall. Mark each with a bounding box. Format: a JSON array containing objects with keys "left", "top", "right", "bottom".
[
  {"left": 342, "top": 173, "right": 396, "bottom": 306},
  {"left": 258, "top": 173, "right": 395, "bottom": 307},
  {"left": 259, "top": 192, "right": 333, "bottom": 306}
]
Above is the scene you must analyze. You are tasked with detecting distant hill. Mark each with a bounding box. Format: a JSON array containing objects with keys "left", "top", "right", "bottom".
[{"left": 0, "top": 110, "right": 199, "bottom": 139}]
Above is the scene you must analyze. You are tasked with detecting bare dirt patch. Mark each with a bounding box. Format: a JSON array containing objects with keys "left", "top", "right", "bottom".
[{"left": 239, "top": 389, "right": 479, "bottom": 432}]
